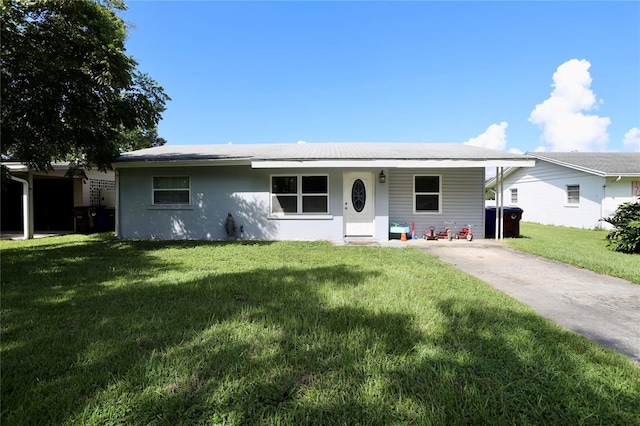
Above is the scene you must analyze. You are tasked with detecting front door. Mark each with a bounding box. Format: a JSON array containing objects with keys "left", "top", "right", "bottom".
[{"left": 343, "top": 172, "right": 375, "bottom": 237}]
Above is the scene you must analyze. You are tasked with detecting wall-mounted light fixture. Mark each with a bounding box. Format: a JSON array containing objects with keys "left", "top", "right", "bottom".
[{"left": 379, "top": 170, "right": 386, "bottom": 183}]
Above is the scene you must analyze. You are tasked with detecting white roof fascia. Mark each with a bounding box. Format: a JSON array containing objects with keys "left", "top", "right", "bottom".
[
  {"left": 485, "top": 166, "right": 523, "bottom": 188},
  {"left": 251, "top": 159, "right": 536, "bottom": 169},
  {"left": 3, "top": 163, "right": 29, "bottom": 172},
  {"left": 526, "top": 154, "right": 640, "bottom": 177},
  {"left": 533, "top": 156, "right": 640, "bottom": 177},
  {"left": 113, "top": 159, "right": 252, "bottom": 169},
  {"left": 1, "top": 162, "right": 74, "bottom": 172},
  {"left": 529, "top": 155, "right": 606, "bottom": 177}
]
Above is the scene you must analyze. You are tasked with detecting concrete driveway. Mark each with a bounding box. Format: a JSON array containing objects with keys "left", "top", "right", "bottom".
[{"left": 407, "top": 239, "right": 640, "bottom": 363}]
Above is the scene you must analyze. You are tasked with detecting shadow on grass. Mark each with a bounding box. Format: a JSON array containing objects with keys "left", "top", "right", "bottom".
[
  {"left": 385, "top": 298, "right": 640, "bottom": 424},
  {"left": 2, "top": 239, "right": 638, "bottom": 424},
  {"left": 2, "top": 239, "right": 387, "bottom": 423}
]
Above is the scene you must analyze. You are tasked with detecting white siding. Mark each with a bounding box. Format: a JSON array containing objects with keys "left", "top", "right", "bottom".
[
  {"left": 389, "top": 168, "right": 485, "bottom": 238},
  {"left": 117, "top": 165, "right": 488, "bottom": 241},
  {"left": 602, "top": 178, "right": 636, "bottom": 223},
  {"left": 501, "top": 161, "right": 636, "bottom": 229}
]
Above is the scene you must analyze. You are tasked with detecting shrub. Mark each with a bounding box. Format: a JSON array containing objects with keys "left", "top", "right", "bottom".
[{"left": 603, "top": 202, "right": 640, "bottom": 254}]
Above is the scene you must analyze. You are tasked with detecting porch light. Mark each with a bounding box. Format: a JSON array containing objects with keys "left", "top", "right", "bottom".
[{"left": 379, "top": 170, "right": 386, "bottom": 183}]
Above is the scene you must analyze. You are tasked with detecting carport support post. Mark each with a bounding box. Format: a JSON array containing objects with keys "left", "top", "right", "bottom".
[
  {"left": 499, "top": 167, "right": 502, "bottom": 240},
  {"left": 495, "top": 167, "right": 498, "bottom": 240},
  {"left": 28, "top": 173, "right": 34, "bottom": 238},
  {"left": 495, "top": 167, "right": 504, "bottom": 240},
  {"left": 115, "top": 170, "right": 120, "bottom": 238},
  {"left": 10, "top": 174, "right": 34, "bottom": 239}
]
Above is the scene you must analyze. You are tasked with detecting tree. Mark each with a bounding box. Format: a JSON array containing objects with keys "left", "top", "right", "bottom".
[
  {"left": 603, "top": 202, "right": 640, "bottom": 254},
  {"left": 1, "top": 0, "right": 169, "bottom": 178},
  {"left": 116, "top": 126, "right": 167, "bottom": 153}
]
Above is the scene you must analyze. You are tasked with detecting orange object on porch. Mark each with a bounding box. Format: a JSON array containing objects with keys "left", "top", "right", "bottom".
[{"left": 401, "top": 231, "right": 407, "bottom": 241}]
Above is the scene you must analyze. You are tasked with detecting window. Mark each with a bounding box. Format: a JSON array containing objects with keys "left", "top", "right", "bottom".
[
  {"left": 510, "top": 188, "right": 518, "bottom": 204},
  {"left": 153, "top": 176, "right": 190, "bottom": 205},
  {"left": 414, "top": 175, "right": 441, "bottom": 213},
  {"left": 271, "top": 175, "right": 329, "bottom": 214},
  {"left": 566, "top": 185, "right": 580, "bottom": 205}
]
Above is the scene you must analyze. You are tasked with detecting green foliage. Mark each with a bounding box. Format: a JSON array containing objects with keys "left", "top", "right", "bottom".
[
  {"left": 485, "top": 187, "right": 495, "bottom": 200},
  {"left": 1, "top": 0, "right": 170, "bottom": 177},
  {"left": 116, "top": 126, "right": 167, "bottom": 153},
  {"left": 1, "top": 238, "right": 639, "bottom": 424},
  {"left": 603, "top": 202, "right": 640, "bottom": 254}
]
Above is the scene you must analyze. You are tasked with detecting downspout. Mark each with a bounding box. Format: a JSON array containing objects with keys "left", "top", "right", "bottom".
[
  {"left": 115, "top": 170, "right": 120, "bottom": 238},
  {"left": 9, "top": 175, "right": 33, "bottom": 239},
  {"left": 602, "top": 176, "right": 622, "bottom": 225}
]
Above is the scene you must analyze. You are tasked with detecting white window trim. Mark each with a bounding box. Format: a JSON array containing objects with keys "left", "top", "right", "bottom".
[
  {"left": 510, "top": 188, "right": 518, "bottom": 205},
  {"left": 152, "top": 176, "right": 191, "bottom": 206},
  {"left": 565, "top": 184, "right": 580, "bottom": 207},
  {"left": 270, "top": 174, "right": 330, "bottom": 216},
  {"left": 413, "top": 174, "right": 442, "bottom": 214}
]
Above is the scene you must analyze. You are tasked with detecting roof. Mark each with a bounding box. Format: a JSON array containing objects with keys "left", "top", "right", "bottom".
[
  {"left": 2, "top": 161, "right": 73, "bottom": 173},
  {"left": 527, "top": 152, "right": 640, "bottom": 177},
  {"left": 114, "top": 143, "right": 534, "bottom": 169}
]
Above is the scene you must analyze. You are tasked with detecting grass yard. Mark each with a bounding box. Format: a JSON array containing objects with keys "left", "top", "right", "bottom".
[
  {"left": 1, "top": 235, "right": 639, "bottom": 425},
  {"left": 505, "top": 222, "right": 640, "bottom": 284}
]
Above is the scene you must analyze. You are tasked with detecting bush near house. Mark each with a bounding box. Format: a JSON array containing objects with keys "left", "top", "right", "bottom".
[{"left": 603, "top": 202, "right": 640, "bottom": 254}]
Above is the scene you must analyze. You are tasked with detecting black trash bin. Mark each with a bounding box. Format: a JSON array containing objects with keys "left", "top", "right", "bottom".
[
  {"left": 73, "top": 206, "right": 98, "bottom": 233},
  {"left": 485, "top": 207, "right": 524, "bottom": 238},
  {"left": 96, "top": 206, "right": 106, "bottom": 232},
  {"left": 485, "top": 207, "right": 496, "bottom": 237}
]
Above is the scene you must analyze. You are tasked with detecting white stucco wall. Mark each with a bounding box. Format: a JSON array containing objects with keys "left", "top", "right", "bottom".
[
  {"left": 116, "top": 165, "right": 487, "bottom": 241},
  {"left": 116, "top": 165, "right": 392, "bottom": 241}
]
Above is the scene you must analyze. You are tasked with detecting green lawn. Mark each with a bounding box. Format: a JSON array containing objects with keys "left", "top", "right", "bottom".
[
  {"left": 2, "top": 235, "right": 639, "bottom": 425},
  {"left": 505, "top": 222, "right": 640, "bottom": 284}
]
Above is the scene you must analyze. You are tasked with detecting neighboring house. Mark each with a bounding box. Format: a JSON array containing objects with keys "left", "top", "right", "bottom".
[
  {"left": 487, "top": 152, "right": 640, "bottom": 230},
  {"left": 1, "top": 162, "right": 116, "bottom": 239},
  {"left": 113, "top": 143, "right": 533, "bottom": 241}
]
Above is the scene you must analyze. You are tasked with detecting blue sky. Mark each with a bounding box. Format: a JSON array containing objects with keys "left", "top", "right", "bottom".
[{"left": 121, "top": 1, "right": 640, "bottom": 153}]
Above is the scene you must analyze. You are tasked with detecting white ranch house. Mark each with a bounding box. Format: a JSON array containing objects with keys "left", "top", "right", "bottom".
[{"left": 113, "top": 143, "right": 533, "bottom": 241}]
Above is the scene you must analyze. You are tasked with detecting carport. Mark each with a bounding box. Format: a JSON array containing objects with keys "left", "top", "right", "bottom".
[{"left": 1, "top": 162, "right": 115, "bottom": 239}]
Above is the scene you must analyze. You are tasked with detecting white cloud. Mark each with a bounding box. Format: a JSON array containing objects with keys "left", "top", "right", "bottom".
[
  {"left": 464, "top": 122, "right": 508, "bottom": 151},
  {"left": 529, "top": 59, "right": 611, "bottom": 152},
  {"left": 622, "top": 127, "right": 640, "bottom": 152}
]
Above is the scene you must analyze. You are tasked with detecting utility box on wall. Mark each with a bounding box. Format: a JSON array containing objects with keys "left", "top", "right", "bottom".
[{"left": 100, "top": 189, "right": 116, "bottom": 208}]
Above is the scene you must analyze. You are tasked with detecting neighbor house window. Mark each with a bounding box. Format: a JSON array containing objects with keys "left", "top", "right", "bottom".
[
  {"left": 414, "top": 175, "right": 441, "bottom": 213},
  {"left": 153, "top": 176, "right": 190, "bottom": 205},
  {"left": 510, "top": 188, "right": 518, "bottom": 204},
  {"left": 566, "top": 184, "right": 580, "bottom": 205},
  {"left": 271, "top": 175, "right": 329, "bottom": 214}
]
